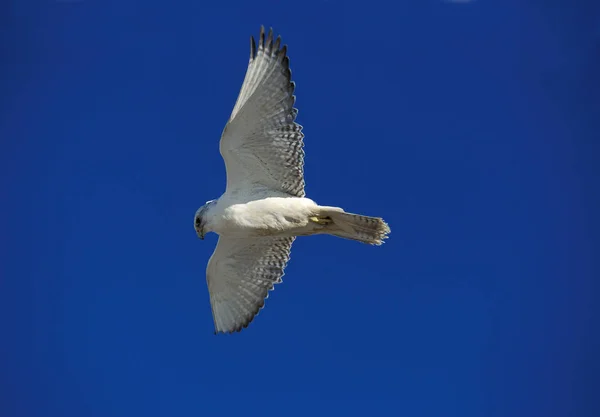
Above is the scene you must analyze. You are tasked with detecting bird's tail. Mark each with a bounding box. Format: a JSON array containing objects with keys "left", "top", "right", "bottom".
[{"left": 315, "top": 207, "right": 390, "bottom": 245}]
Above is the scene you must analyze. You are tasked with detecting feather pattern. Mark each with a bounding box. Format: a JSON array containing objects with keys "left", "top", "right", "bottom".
[
  {"left": 206, "top": 236, "right": 295, "bottom": 334},
  {"left": 220, "top": 26, "right": 305, "bottom": 198}
]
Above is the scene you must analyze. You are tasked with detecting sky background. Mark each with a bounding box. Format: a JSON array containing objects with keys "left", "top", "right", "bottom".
[{"left": 1, "top": 0, "right": 599, "bottom": 416}]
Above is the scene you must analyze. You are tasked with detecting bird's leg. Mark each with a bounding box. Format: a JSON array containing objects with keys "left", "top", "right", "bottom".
[{"left": 309, "top": 216, "right": 333, "bottom": 225}]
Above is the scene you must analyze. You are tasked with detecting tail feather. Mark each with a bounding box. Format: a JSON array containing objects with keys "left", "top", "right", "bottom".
[{"left": 320, "top": 209, "right": 390, "bottom": 245}]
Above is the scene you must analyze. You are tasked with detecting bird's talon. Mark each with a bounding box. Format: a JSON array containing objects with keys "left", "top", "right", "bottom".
[{"left": 309, "top": 216, "right": 332, "bottom": 225}]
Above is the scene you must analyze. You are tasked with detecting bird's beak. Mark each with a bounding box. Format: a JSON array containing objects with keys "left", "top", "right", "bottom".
[{"left": 197, "top": 229, "right": 205, "bottom": 240}]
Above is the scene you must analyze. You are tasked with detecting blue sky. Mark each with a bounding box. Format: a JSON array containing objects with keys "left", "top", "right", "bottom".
[{"left": 1, "top": 1, "right": 598, "bottom": 416}]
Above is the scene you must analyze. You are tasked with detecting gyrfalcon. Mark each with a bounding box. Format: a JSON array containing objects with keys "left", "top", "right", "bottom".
[{"left": 195, "top": 26, "right": 390, "bottom": 334}]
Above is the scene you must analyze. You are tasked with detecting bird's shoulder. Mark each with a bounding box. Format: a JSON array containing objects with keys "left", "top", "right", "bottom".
[{"left": 219, "top": 184, "right": 291, "bottom": 205}]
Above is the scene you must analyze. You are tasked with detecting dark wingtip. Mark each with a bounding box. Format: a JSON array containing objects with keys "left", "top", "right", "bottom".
[
  {"left": 274, "top": 35, "right": 281, "bottom": 53},
  {"left": 279, "top": 44, "right": 288, "bottom": 62},
  {"left": 266, "top": 27, "right": 274, "bottom": 53},
  {"left": 259, "top": 25, "right": 265, "bottom": 49},
  {"left": 282, "top": 55, "right": 290, "bottom": 71},
  {"left": 250, "top": 36, "right": 256, "bottom": 60}
]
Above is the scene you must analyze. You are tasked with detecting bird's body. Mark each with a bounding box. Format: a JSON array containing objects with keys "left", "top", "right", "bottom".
[
  {"left": 195, "top": 26, "right": 390, "bottom": 334},
  {"left": 204, "top": 194, "right": 325, "bottom": 238}
]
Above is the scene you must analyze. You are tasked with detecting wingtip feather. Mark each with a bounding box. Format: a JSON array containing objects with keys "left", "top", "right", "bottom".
[
  {"left": 266, "top": 27, "right": 274, "bottom": 53},
  {"left": 250, "top": 36, "right": 256, "bottom": 60},
  {"left": 274, "top": 35, "right": 281, "bottom": 55},
  {"left": 259, "top": 25, "right": 265, "bottom": 50},
  {"left": 279, "top": 44, "right": 288, "bottom": 62}
]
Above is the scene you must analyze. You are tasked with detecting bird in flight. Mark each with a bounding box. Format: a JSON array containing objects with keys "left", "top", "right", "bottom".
[{"left": 195, "top": 26, "right": 390, "bottom": 334}]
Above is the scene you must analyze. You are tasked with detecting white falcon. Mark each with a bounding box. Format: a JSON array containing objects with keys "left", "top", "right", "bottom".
[{"left": 195, "top": 26, "right": 390, "bottom": 334}]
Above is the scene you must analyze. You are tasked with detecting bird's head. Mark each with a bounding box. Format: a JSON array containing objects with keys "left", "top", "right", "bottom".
[{"left": 194, "top": 200, "right": 216, "bottom": 240}]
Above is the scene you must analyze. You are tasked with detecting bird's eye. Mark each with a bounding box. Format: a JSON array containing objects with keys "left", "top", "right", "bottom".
[{"left": 195, "top": 217, "right": 201, "bottom": 226}]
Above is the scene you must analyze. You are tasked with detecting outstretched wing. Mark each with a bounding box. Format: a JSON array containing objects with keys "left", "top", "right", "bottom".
[
  {"left": 206, "top": 235, "right": 295, "bottom": 334},
  {"left": 219, "top": 26, "right": 305, "bottom": 197}
]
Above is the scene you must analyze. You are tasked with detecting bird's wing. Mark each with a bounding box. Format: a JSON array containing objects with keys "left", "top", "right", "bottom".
[
  {"left": 206, "top": 235, "right": 295, "bottom": 334},
  {"left": 219, "top": 26, "right": 305, "bottom": 197}
]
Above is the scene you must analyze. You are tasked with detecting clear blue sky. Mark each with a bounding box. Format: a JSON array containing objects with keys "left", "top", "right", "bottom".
[{"left": 1, "top": 1, "right": 598, "bottom": 416}]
